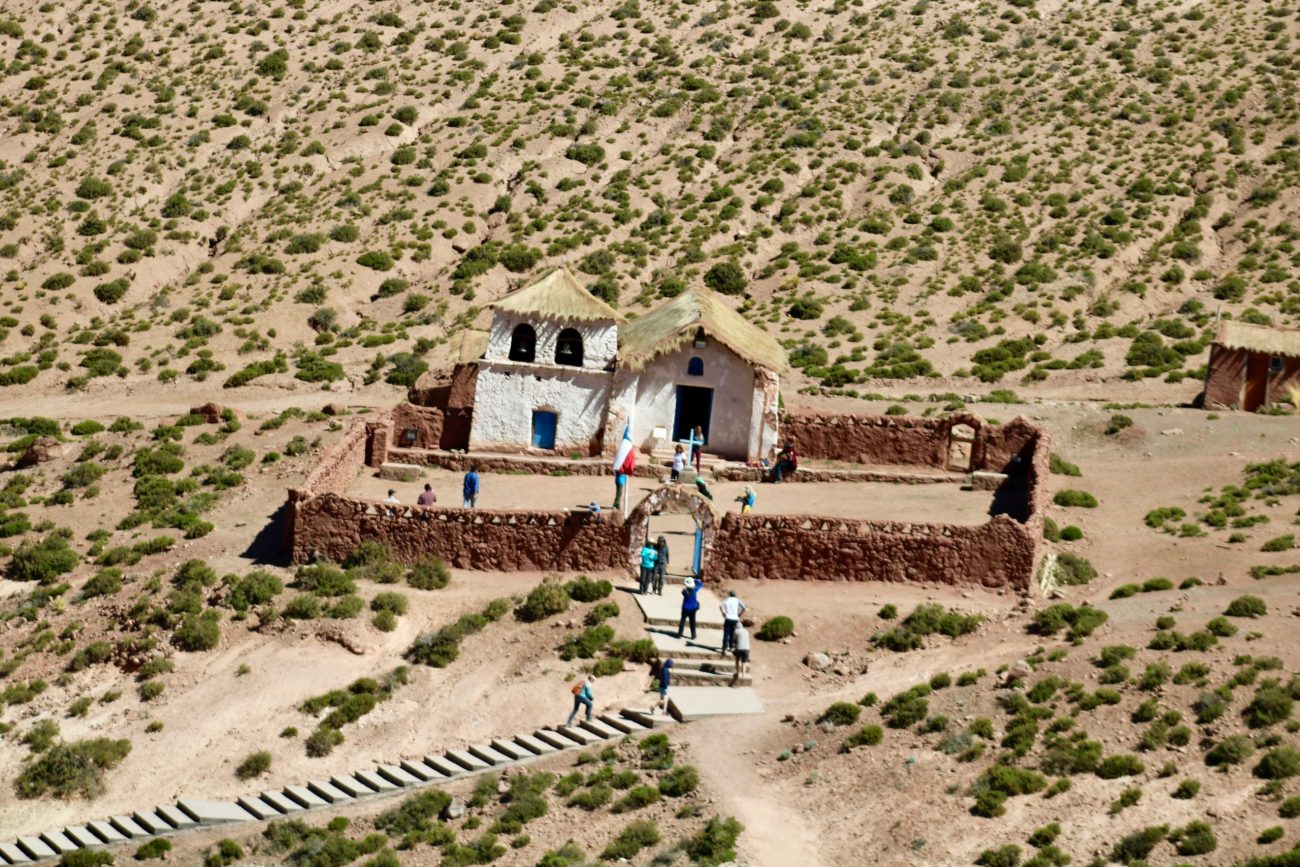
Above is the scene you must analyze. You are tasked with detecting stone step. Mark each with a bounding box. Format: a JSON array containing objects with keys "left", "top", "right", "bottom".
[
  {"left": 155, "top": 805, "right": 197, "bottom": 831},
  {"left": 131, "top": 811, "right": 175, "bottom": 835},
  {"left": 533, "top": 729, "right": 572, "bottom": 750},
  {"left": 0, "top": 843, "right": 34, "bottom": 865},
  {"left": 487, "top": 739, "right": 530, "bottom": 761},
  {"left": 14, "top": 839, "right": 56, "bottom": 861},
  {"left": 422, "top": 755, "right": 466, "bottom": 778},
  {"left": 579, "top": 718, "right": 622, "bottom": 740},
  {"left": 513, "top": 733, "right": 558, "bottom": 756},
  {"left": 376, "top": 764, "right": 422, "bottom": 787},
  {"left": 444, "top": 749, "right": 490, "bottom": 773},
  {"left": 306, "top": 781, "right": 353, "bottom": 805},
  {"left": 555, "top": 725, "right": 602, "bottom": 746},
  {"left": 237, "top": 796, "right": 282, "bottom": 821},
  {"left": 37, "top": 831, "right": 78, "bottom": 855},
  {"left": 468, "top": 744, "right": 516, "bottom": 767},
  {"left": 673, "top": 669, "right": 752, "bottom": 687},
  {"left": 632, "top": 591, "right": 725, "bottom": 629},
  {"left": 353, "top": 770, "right": 400, "bottom": 794},
  {"left": 258, "top": 791, "right": 305, "bottom": 815},
  {"left": 398, "top": 759, "right": 442, "bottom": 783},
  {"left": 598, "top": 713, "right": 648, "bottom": 734},
  {"left": 330, "top": 775, "right": 380, "bottom": 798},
  {"left": 283, "top": 785, "right": 329, "bottom": 810},
  {"left": 647, "top": 628, "right": 725, "bottom": 658},
  {"left": 109, "top": 816, "right": 150, "bottom": 839},
  {"left": 667, "top": 685, "right": 765, "bottom": 722},
  {"left": 177, "top": 799, "right": 255, "bottom": 826},
  {"left": 91, "top": 820, "right": 128, "bottom": 844},
  {"left": 62, "top": 827, "right": 102, "bottom": 849},
  {"left": 621, "top": 707, "right": 669, "bottom": 729}
]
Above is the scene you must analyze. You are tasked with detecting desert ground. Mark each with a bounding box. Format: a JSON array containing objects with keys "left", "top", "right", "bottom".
[{"left": 1, "top": 0, "right": 1300, "bottom": 863}]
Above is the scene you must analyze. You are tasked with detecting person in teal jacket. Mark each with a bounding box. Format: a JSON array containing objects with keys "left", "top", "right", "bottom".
[
  {"left": 567, "top": 675, "right": 594, "bottom": 725},
  {"left": 638, "top": 542, "right": 658, "bottom": 594}
]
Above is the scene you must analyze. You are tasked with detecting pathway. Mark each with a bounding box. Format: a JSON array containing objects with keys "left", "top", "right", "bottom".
[{"left": 0, "top": 711, "right": 667, "bottom": 865}]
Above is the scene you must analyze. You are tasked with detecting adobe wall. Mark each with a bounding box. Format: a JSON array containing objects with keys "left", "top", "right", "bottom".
[
  {"left": 1203, "top": 345, "right": 1242, "bottom": 409},
  {"left": 300, "top": 418, "right": 371, "bottom": 496},
  {"left": 288, "top": 492, "right": 628, "bottom": 571},
  {"left": 708, "top": 513, "right": 1036, "bottom": 590},
  {"left": 390, "top": 403, "right": 445, "bottom": 451},
  {"left": 780, "top": 410, "right": 989, "bottom": 469}
]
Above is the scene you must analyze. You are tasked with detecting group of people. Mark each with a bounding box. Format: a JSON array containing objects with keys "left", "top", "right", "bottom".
[
  {"left": 381, "top": 466, "right": 482, "bottom": 512},
  {"left": 676, "top": 581, "right": 751, "bottom": 684},
  {"left": 638, "top": 536, "right": 669, "bottom": 594}
]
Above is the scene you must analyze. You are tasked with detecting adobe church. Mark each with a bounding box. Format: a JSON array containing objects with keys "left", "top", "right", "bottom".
[{"left": 417, "top": 268, "right": 784, "bottom": 463}]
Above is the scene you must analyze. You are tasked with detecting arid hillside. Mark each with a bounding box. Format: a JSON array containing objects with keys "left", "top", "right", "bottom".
[{"left": 0, "top": 0, "right": 1297, "bottom": 405}]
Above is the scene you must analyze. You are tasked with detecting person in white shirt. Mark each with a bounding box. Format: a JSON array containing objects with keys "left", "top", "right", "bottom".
[
  {"left": 732, "top": 621, "right": 751, "bottom": 685},
  {"left": 670, "top": 444, "right": 686, "bottom": 483},
  {"left": 719, "top": 590, "right": 747, "bottom": 656},
  {"left": 383, "top": 489, "right": 399, "bottom": 516}
]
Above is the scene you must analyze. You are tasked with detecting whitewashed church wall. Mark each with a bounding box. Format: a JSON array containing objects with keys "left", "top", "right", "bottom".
[
  {"left": 484, "top": 312, "right": 619, "bottom": 369},
  {"left": 631, "top": 342, "right": 758, "bottom": 460},
  {"left": 470, "top": 363, "right": 614, "bottom": 452}
]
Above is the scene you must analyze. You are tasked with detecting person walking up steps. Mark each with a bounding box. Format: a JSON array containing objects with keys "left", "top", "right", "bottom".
[
  {"left": 719, "top": 589, "right": 747, "bottom": 655},
  {"left": 462, "top": 465, "right": 480, "bottom": 508},
  {"left": 655, "top": 658, "right": 674, "bottom": 715},
  {"left": 638, "top": 541, "right": 657, "bottom": 594},
  {"left": 731, "top": 621, "right": 751, "bottom": 687},
  {"left": 566, "top": 675, "right": 594, "bottom": 725},
  {"left": 676, "top": 576, "right": 700, "bottom": 640},
  {"left": 653, "top": 535, "right": 669, "bottom": 595}
]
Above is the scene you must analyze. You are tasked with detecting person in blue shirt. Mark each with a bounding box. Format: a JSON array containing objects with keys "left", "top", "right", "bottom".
[
  {"left": 638, "top": 542, "right": 658, "bottom": 594},
  {"left": 566, "top": 675, "right": 594, "bottom": 725},
  {"left": 462, "top": 465, "right": 480, "bottom": 508},
  {"left": 676, "top": 576, "right": 700, "bottom": 640},
  {"left": 735, "top": 485, "right": 756, "bottom": 514},
  {"left": 613, "top": 470, "right": 628, "bottom": 509},
  {"left": 655, "top": 658, "right": 674, "bottom": 715}
]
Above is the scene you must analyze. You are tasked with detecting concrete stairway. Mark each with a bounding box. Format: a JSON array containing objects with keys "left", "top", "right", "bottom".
[{"left": 0, "top": 710, "right": 666, "bottom": 865}]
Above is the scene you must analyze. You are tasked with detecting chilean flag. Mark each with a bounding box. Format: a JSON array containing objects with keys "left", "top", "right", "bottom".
[{"left": 612, "top": 424, "right": 637, "bottom": 474}]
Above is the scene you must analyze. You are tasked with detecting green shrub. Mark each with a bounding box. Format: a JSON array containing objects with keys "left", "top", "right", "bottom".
[
  {"left": 1206, "top": 735, "right": 1254, "bottom": 765},
  {"left": 1170, "top": 820, "right": 1216, "bottom": 856},
  {"left": 1097, "top": 754, "right": 1145, "bottom": 779},
  {"left": 567, "top": 784, "right": 612, "bottom": 810},
  {"left": 817, "top": 702, "right": 861, "bottom": 727},
  {"left": 1171, "top": 778, "right": 1200, "bottom": 799},
  {"left": 566, "top": 575, "right": 612, "bottom": 602},
  {"left": 235, "top": 750, "right": 271, "bottom": 780},
  {"left": 1255, "top": 747, "right": 1300, "bottom": 779},
  {"left": 1245, "top": 684, "right": 1294, "bottom": 728},
  {"left": 1226, "top": 595, "right": 1268, "bottom": 618},
  {"left": 1052, "top": 489, "right": 1097, "bottom": 508},
  {"left": 976, "top": 845, "right": 1021, "bottom": 867},
  {"left": 59, "top": 852, "right": 113, "bottom": 867},
  {"left": 374, "top": 790, "right": 452, "bottom": 835},
  {"left": 134, "top": 838, "right": 171, "bottom": 860},
  {"left": 371, "top": 592, "right": 408, "bottom": 616},
  {"left": 681, "top": 816, "right": 743, "bottom": 865},
  {"left": 843, "top": 724, "right": 883, "bottom": 749},
  {"left": 1261, "top": 534, "right": 1295, "bottom": 552},
  {"left": 1060, "top": 525, "right": 1083, "bottom": 542},
  {"left": 517, "top": 577, "right": 570, "bottom": 622},
  {"left": 9, "top": 534, "right": 79, "bottom": 583},
  {"left": 611, "top": 785, "right": 660, "bottom": 813},
  {"left": 174, "top": 610, "right": 220, "bottom": 651},
  {"left": 14, "top": 737, "right": 132, "bottom": 799},
  {"left": 756, "top": 615, "right": 794, "bottom": 640},
  {"left": 657, "top": 764, "right": 699, "bottom": 797},
  {"left": 1054, "top": 552, "right": 1097, "bottom": 585},
  {"left": 598, "top": 819, "right": 659, "bottom": 860},
  {"left": 1049, "top": 454, "right": 1081, "bottom": 476},
  {"left": 1104, "top": 414, "right": 1134, "bottom": 436},
  {"left": 1278, "top": 796, "right": 1300, "bottom": 818},
  {"left": 408, "top": 556, "right": 451, "bottom": 590},
  {"left": 564, "top": 143, "right": 605, "bottom": 166},
  {"left": 1109, "top": 825, "right": 1168, "bottom": 864}
]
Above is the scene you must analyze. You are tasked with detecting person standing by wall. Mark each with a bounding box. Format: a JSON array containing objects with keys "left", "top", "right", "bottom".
[
  {"left": 719, "top": 590, "right": 747, "bottom": 655},
  {"left": 417, "top": 483, "right": 437, "bottom": 506},
  {"left": 613, "top": 469, "right": 628, "bottom": 510},
  {"left": 690, "top": 426, "right": 705, "bottom": 473},
  {"left": 731, "top": 621, "right": 751, "bottom": 686},
  {"left": 677, "top": 576, "right": 700, "bottom": 640},
  {"left": 638, "top": 540, "right": 658, "bottom": 594},
  {"left": 566, "top": 675, "right": 594, "bottom": 725},
  {"left": 670, "top": 445, "right": 686, "bottom": 483},
  {"left": 462, "top": 465, "right": 480, "bottom": 508},
  {"left": 653, "top": 535, "right": 669, "bottom": 595}
]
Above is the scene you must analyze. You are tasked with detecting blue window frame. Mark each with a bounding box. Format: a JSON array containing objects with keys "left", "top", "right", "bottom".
[{"left": 687, "top": 357, "right": 704, "bottom": 376}]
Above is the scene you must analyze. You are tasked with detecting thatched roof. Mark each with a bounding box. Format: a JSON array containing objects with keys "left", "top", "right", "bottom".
[
  {"left": 492, "top": 267, "right": 624, "bottom": 323},
  {"left": 458, "top": 329, "right": 489, "bottom": 362},
  {"left": 619, "top": 287, "right": 787, "bottom": 373},
  {"left": 1215, "top": 320, "right": 1300, "bottom": 358}
]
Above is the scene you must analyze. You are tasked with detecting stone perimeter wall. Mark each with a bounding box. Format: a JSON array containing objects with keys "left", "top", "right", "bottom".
[{"left": 285, "top": 410, "right": 1049, "bottom": 592}]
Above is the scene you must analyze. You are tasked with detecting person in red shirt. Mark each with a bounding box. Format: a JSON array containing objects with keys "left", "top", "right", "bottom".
[{"left": 417, "top": 483, "right": 437, "bottom": 506}]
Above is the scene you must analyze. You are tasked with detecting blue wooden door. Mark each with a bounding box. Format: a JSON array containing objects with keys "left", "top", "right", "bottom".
[{"left": 531, "top": 410, "right": 557, "bottom": 449}]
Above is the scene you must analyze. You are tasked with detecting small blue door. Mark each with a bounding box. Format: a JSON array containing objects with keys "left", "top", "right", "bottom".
[{"left": 531, "top": 410, "right": 557, "bottom": 449}]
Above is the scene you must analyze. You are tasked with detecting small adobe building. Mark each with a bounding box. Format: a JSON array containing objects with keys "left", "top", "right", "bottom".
[
  {"left": 1202, "top": 320, "right": 1300, "bottom": 411},
  {"left": 421, "top": 267, "right": 785, "bottom": 462}
]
